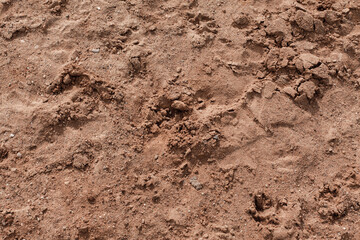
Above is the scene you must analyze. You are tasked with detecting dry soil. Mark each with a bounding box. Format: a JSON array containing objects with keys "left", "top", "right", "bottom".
[{"left": 1, "top": 0, "right": 360, "bottom": 239}]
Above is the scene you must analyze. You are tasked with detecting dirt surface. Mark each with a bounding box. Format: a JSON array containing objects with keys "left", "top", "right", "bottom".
[{"left": 1, "top": 0, "right": 360, "bottom": 239}]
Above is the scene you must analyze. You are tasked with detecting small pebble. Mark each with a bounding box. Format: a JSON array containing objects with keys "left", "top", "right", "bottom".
[
  {"left": 63, "top": 74, "right": 72, "bottom": 84},
  {"left": 91, "top": 48, "right": 100, "bottom": 53},
  {"left": 149, "top": 25, "right": 157, "bottom": 31},
  {"left": 96, "top": 7, "right": 101, "bottom": 10},
  {"left": 17, "top": 152, "right": 22, "bottom": 158},
  {"left": 190, "top": 176, "right": 203, "bottom": 190},
  {"left": 10, "top": 133, "right": 15, "bottom": 138}
]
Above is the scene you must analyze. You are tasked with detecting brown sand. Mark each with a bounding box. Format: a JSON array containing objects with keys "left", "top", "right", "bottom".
[{"left": 1, "top": 0, "right": 360, "bottom": 239}]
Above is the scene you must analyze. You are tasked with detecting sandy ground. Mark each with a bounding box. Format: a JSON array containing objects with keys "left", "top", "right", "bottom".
[{"left": 1, "top": 0, "right": 360, "bottom": 239}]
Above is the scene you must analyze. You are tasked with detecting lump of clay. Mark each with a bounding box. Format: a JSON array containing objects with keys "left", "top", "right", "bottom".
[
  {"left": 314, "top": 19, "right": 326, "bottom": 34},
  {"left": 265, "top": 18, "right": 293, "bottom": 45},
  {"left": 295, "top": 53, "right": 320, "bottom": 72},
  {"left": 324, "top": 10, "right": 338, "bottom": 24},
  {"left": 311, "top": 63, "right": 330, "bottom": 80},
  {"left": 282, "top": 86, "right": 297, "bottom": 98},
  {"left": 189, "top": 32, "right": 208, "bottom": 48},
  {"left": 266, "top": 47, "right": 296, "bottom": 71},
  {"left": 266, "top": 49, "right": 280, "bottom": 71},
  {"left": 272, "top": 227, "right": 292, "bottom": 240},
  {"left": 171, "top": 100, "right": 190, "bottom": 111},
  {"left": 248, "top": 92, "right": 307, "bottom": 127},
  {"left": 232, "top": 14, "right": 250, "bottom": 29},
  {"left": 295, "top": 10, "right": 314, "bottom": 32},
  {"left": 279, "top": 47, "right": 296, "bottom": 67},
  {"left": 266, "top": 18, "right": 291, "bottom": 36},
  {"left": 262, "top": 81, "right": 277, "bottom": 99},
  {"left": 298, "top": 81, "right": 318, "bottom": 99}
]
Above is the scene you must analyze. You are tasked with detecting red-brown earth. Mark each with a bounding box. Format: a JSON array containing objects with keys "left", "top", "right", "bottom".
[{"left": 1, "top": 0, "right": 360, "bottom": 239}]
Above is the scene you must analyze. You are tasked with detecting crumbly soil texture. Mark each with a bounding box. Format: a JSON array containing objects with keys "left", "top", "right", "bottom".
[{"left": 1, "top": 0, "right": 360, "bottom": 239}]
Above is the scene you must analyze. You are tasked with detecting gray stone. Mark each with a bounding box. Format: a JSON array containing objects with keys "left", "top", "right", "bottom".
[{"left": 190, "top": 176, "right": 203, "bottom": 190}]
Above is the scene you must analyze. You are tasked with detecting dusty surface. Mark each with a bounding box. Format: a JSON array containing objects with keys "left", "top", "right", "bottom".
[{"left": 1, "top": 0, "right": 360, "bottom": 239}]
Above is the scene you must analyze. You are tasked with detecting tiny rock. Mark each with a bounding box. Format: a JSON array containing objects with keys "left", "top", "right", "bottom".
[
  {"left": 190, "top": 176, "right": 203, "bottom": 190},
  {"left": 62, "top": 74, "right": 72, "bottom": 84},
  {"left": 171, "top": 100, "right": 189, "bottom": 111},
  {"left": 91, "top": 48, "right": 100, "bottom": 53}
]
